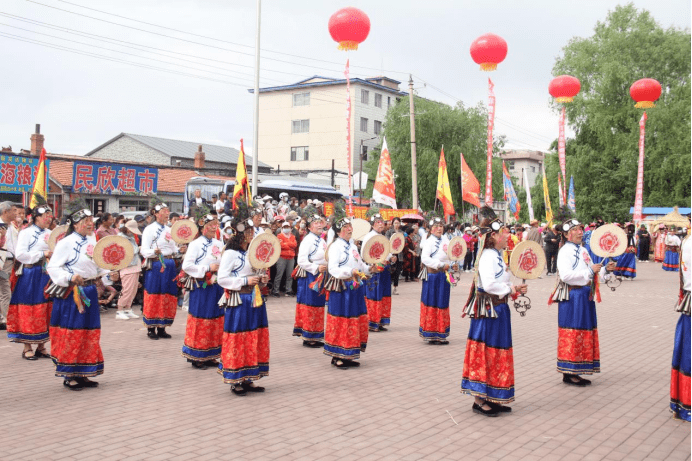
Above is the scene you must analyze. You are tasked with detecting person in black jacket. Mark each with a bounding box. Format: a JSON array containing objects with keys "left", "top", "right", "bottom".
[{"left": 544, "top": 225, "right": 560, "bottom": 276}]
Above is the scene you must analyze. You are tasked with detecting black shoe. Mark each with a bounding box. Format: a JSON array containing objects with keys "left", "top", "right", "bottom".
[
  {"left": 0, "top": 323, "right": 6, "bottom": 330},
  {"left": 331, "top": 358, "right": 350, "bottom": 369},
  {"left": 378, "top": 326, "right": 388, "bottom": 331},
  {"left": 147, "top": 328, "right": 159, "bottom": 340},
  {"left": 77, "top": 377, "right": 99, "bottom": 388},
  {"left": 63, "top": 379, "right": 84, "bottom": 391},
  {"left": 231, "top": 385, "right": 247, "bottom": 396},
  {"left": 286, "top": 291, "right": 296, "bottom": 297},
  {"left": 436, "top": 340, "right": 449, "bottom": 345},
  {"left": 487, "top": 401, "right": 512, "bottom": 413},
  {"left": 472, "top": 402, "right": 499, "bottom": 417},
  {"left": 157, "top": 328, "right": 171, "bottom": 339},
  {"left": 302, "top": 340, "right": 323, "bottom": 348},
  {"left": 271, "top": 292, "right": 280, "bottom": 298},
  {"left": 242, "top": 381, "right": 265, "bottom": 393},
  {"left": 344, "top": 359, "right": 361, "bottom": 367},
  {"left": 191, "top": 361, "right": 207, "bottom": 370},
  {"left": 428, "top": 340, "right": 439, "bottom": 345},
  {"left": 204, "top": 359, "right": 220, "bottom": 368},
  {"left": 34, "top": 349, "right": 51, "bottom": 359},
  {"left": 579, "top": 377, "right": 592, "bottom": 385},
  {"left": 22, "top": 350, "right": 39, "bottom": 361},
  {"left": 563, "top": 374, "right": 589, "bottom": 387}
]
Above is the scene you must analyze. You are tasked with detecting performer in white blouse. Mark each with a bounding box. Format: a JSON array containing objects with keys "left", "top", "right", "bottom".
[
  {"left": 324, "top": 217, "right": 374, "bottom": 368},
  {"left": 46, "top": 203, "right": 107, "bottom": 391},
  {"left": 419, "top": 217, "right": 454, "bottom": 344},
  {"left": 180, "top": 212, "right": 225, "bottom": 370},
  {"left": 140, "top": 200, "right": 180, "bottom": 340},
  {"left": 670, "top": 235, "right": 690, "bottom": 421},
  {"left": 461, "top": 209, "right": 527, "bottom": 416},
  {"left": 361, "top": 213, "right": 396, "bottom": 332},
  {"left": 217, "top": 218, "right": 269, "bottom": 396},
  {"left": 663, "top": 230, "right": 682, "bottom": 272},
  {"left": 7, "top": 199, "right": 54, "bottom": 360},
  {"left": 293, "top": 210, "right": 328, "bottom": 347},
  {"left": 553, "top": 218, "right": 614, "bottom": 387}
]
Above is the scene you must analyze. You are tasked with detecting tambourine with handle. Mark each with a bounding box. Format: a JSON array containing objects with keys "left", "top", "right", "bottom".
[
  {"left": 589, "top": 224, "right": 627, "bottom": 292},
  {"left": 48, "top": 225, "right": 69, "bottom": 252},
  {"left": 446, "top": 236, "right": 467, "bottom": 262},
  {"left": 170, "top": 219, "right": 198, "bottom": 245},
  {"left": 361, "top": 234, "right": 390, "bottom": 265},
  {"left": 509, "top": 240, "right": 546, "bottom": 316},
  {"left": 389, "top": 232, "right": 405, "bottom": 255},
  {"left": 247, "top": 232, "right": 281, "bottom": 269},
  {"left": 351, "top": 218, "right": 371, "bottom": 242},
  {"left": 92, "top": 235, "right": 135, "bottom": 271}
]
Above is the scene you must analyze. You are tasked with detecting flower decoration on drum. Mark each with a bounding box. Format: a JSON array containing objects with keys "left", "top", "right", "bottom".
[
  {"left": 599, "top": 232, "right": 620, "bottom": 255},
  {"left": 451, "top": 241, "right": 465, "bottom": 259},
  {"left": 630, "top": 78, "right": 661, "bottom": 109},
  {"left": 176, "top": 225, "right": 193, "bottom": 241},
  {"left": 549, "top": 75, "right": 581, "bottom": 103},
  {"left": 255, "top": 240, "right": 276, "bottom": 265},
  {"left": 470, "top": 33, "right": 507, "bottom": 71},
  {"left": 328, "top": 7, "right": 370, "bottom": 51},
  {"left": 391, "top": 237, "right": 402, "bottom": 252},
  {"left": 102, "top": 243, "right": 126, "bottom": 266},
  {"left": 369, "top": 241, "right": 385, "bottom": 261},
  {"left": 518, "top": 249, "right": 539, "bottom": 275}
]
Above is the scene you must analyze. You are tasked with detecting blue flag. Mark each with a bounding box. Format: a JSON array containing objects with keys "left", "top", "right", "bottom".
[
  {"left": 502, "top": 162, "right": 520, "bottom": 220},
  {"left": 568, "top": 175, "right": 576, "bottom": 213}
]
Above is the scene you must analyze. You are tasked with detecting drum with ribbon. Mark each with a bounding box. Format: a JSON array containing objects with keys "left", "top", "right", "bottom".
[
  {"left": 445, "top": 236, "right": 467, "bottom": 287},
  {"left": 509, "top": 240, "right": 546, "bottom": 316},
  {"left": 246, "top": 232, "right": 281, "bottom": 307},
  {"left": 361, "top": 234, "right": 390, "bottom": 265},
  {"left": 92, "top": 235, "right": 135, "bottom": 271},
  {"left": 170, "top": 219, "right": 198, "bottom": 245},
  {"left": 351, "top": 218, "right": 371, "bottom": 242},
  {"left": 589, "top": 223, "right": 627, "bottom": 291},
  {"left": 389, "top": 232, "right": 405, "bottom": 255},
  {"left": 48, "top": 225, "right": 69, "bottom": 252}
]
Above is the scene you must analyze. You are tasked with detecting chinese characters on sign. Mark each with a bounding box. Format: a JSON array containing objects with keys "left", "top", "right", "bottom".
[
  {"left": 0, "top": 155, "right": 49, "bottom": 193},
  {"left": 72, "top": 161, "right": 158, "bottom": 194}
]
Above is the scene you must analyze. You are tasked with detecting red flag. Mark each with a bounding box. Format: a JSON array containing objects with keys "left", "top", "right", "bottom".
[
  {"left": 460, "top": 152, "right": 480, "bottom": 207},
  {"left": 485, "top": 78, "right": 496, "bottom": 206},
  {"left": 372, "top": 137, "right": 397, "bottom": 208},
  {"left": 232, "top": 139, "right": 250, "bottom": 209},
  {"left": 436, "top": 148, "right": 455, "bottom": 218}
]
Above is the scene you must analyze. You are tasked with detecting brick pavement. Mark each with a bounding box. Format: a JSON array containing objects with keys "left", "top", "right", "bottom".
[{"left": 0, "top": 261, "right": 689, "bottom": 460}]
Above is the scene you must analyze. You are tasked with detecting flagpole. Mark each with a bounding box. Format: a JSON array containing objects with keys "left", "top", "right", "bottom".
[{"left": 250, "top": 0, "right": 261, "bottom": 199}]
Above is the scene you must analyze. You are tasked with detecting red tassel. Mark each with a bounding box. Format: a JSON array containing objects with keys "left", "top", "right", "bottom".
[
  {"left": 9, "top": 265, "right": 17, "bottom": 292},
  {"left": 291, "top": 266, "right": 299, "bottom": 279},
  {"left": 592, "top": 278, "right": 602, "bottom": 303}
]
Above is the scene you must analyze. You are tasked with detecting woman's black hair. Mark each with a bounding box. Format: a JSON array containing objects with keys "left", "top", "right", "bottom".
[{"left": 224, "top": 227, "right": 250, "bottom": 252}]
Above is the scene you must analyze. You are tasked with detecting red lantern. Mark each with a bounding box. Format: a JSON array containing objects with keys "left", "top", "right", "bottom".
[
  {"left": 630, "top": 78, "right": 662, "bottom": 109},
  {"left": 549, "top": 75, "right": 581, "bottom": 103},
  {"left": 328, "top": 7, "right": 370, "bottom": 51},
  {"left": 470, "top": 33, "right": 507, "bottom": 71}
]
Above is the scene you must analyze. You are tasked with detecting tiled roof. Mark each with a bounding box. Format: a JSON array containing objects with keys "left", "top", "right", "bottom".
[
  {"left": 249, "top": 76, "right": 407, "bottom": 96},
  {"left": 86, "top": 133, "right": 271, "bottom": 168},
  {"left": 46, "top": 154, "right": 233, "bottom": 194}
]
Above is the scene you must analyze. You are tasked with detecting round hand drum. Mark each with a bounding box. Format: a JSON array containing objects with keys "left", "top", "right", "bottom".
[
  {"left": 351, "top": 218, "right": 371, "bottom": 241},
  {"left": 170, "top": 220, "right": 198, "bottom": 245},
  {"left": 48, "top": 225, "right": 69, "bottom": 252},
  {"left": 589, "top": 224, "right": 627, "bottom": 259},
  {"left": 389, "top": 232, "right": 405, "bottom": 255},
  {"left": 509, "top": 240, "right": 546, "bottom": 280},
  {"left": 361, "top": 234, "right": 390, "bottom": 265},
  {"left": 93, "top": 235, "right": 134, "bottom": 271},
  {"left": 247, "top": 232, "right": 281, "bottom": 269},
  {"left": 447, "top": 236, "right": 468, "bottom": 262}
]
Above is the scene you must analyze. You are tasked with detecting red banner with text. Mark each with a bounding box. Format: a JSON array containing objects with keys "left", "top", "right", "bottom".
[
  {"left": 485, "top": 78, "right": 495, "bottom": 206},
  {"left": 633, "top": 112, "right": 647, "bottom": 223}
]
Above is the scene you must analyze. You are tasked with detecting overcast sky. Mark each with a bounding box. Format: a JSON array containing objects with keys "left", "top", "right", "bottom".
[{"left": 1, "top": 0, "right": 689, "bottom": 162}]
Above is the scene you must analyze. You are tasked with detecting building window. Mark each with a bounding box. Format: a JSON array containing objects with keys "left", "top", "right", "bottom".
[
  {"left": 387, "top": 96, "right": 391, "bottom": 108},
  {"left": 375, "top": 93, "right": 382, "bottom": 108},
  {"left": 292, "top": 92, "right": 310, "bottom": 106},
  {"left": 290, "top": 146, "right": 309, "bottom": 161},
  {"left": 291, "top": 119, "right": 309, "bottom": 133},
  {"left": 361, "top": 89, "right": 369, "bottom": 105},
  {"left": 360, "top": 117, "right": 368, "bottom": 132},
  {"left": 361, "top": 145, "right": 368, "bottom": 162},
  {"left": 507, "top": 161, "right": 514, "bottom": 170},
  {"left": 530, "top": 166, "right": 536, "bottom": 173},
  {"left": 374, "top": 120, "right": 382, "bottom": 135}
]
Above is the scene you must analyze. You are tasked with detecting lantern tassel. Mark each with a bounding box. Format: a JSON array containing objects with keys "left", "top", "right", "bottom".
[
  {"left": 635, "top": 101, "right": 655, "bottom": 109},
  {"left": 338, "top": 41, "right": 359, "bottom": 51},
  {"left": 555, "top": 96, "right": 574, "bottom": 103},
  {"left": 479, "top": 62, "right": 498, "bottom": 72}
]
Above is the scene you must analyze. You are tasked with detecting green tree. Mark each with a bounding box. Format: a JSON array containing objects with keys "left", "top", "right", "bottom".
[
  {"left": 553, "top": 3, "right": 691, "bottom": 222},
  {"left": 365, "top": 96, "right": 506, "bottom": 215}
]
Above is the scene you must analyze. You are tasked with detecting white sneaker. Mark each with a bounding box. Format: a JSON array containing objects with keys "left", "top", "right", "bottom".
[
  {"left": 115, "top": 311, "right": 130, "bottom": 320},
  {"left": 125, "top": 310, "right": 139, "bottom": 319}
]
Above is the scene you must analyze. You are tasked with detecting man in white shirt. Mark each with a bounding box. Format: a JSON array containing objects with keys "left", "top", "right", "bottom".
[
  {"left": 0, "top": 201, "right": 19, "bottom": 328},
  {"left": 215, "top": 192, "right": 227, "bottom": 215}
]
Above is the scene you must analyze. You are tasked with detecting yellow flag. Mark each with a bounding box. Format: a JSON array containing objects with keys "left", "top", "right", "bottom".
[
  {"left": 29, "top": 147, "right": 48, "bottom": 208},
  {"left": 541, "top": 162, "right": 553, "bottom": 225},
  {"left": 233, "top": 139, "right": 251, "bottom": 209},
  {"left": 435, "top": 147, "right": 455, "bottom": 218}
]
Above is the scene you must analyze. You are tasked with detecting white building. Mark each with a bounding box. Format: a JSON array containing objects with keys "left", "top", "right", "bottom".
[
  {"left": 250, "top": 76, "right": 406, "bottom": 192},
  {"left": 500, "top": 149, "right": 545, "bottom": 189}
]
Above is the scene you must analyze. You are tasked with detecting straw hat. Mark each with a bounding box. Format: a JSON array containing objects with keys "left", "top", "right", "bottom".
[{"left": 125, "top": 219, "right": 142, "bottom": 235}]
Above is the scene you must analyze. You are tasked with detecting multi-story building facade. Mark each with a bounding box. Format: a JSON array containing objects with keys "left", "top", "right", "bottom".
[
  {"left": 500, "top": 149, "right": 545, "bottom": 189},
  {"left": 250, "top": 76, "right": 406, "bottom": 191}
]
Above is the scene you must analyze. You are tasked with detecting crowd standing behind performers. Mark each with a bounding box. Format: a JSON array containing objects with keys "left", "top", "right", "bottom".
[{"left": 0, "top": 192, "right": 688, "bottom": 422}]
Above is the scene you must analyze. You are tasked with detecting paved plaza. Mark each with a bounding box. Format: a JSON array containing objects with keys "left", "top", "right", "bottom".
[{"left": 1, "top": 261, "right": 690, "bottom": 460}]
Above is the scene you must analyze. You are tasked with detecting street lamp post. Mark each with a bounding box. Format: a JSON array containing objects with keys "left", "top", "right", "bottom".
[{"left": 359, "top": 135, "right": 380, "bottom": 201}]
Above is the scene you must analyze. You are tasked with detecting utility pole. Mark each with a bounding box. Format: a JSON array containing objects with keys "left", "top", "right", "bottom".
[
  {"left": 331, "top": 159, "right": 335, "bottom": 187},
  {"left": 409, "top": 75, "right": 419, "bottom": 210},
  {"left": 250, "top": 0, "right": 261, "bottom": 198}
]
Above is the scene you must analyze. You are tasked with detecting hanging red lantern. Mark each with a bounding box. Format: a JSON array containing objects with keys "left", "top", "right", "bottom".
[
  {"left": 549, "top": 75, "right": 581, "bottom": 103},
  {"left": 328, "top": 7, "right": 370, "bottom": 51},
  {"left": 470, "top": 33, "right": 507, "bottom": 71},
  {"left": 630, "top": 78, "right": 662, "bottom": 109}
]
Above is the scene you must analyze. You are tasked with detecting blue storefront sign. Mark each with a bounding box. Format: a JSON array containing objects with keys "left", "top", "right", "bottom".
[
  {"left": 72, "top": 160, "right": 158, "bottom": 194},
  {"left": 0, "top": 154, "right": 49, "bottom": 193}
]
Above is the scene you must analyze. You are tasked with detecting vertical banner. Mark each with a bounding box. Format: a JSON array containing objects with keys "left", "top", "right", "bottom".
[
  {"left": 633, "top": 112, "right": 647, "bottom": 223},
  {"left": 523, "top": 168, "right": 535, "bottom": 222},
  {"left": 485, "top": 78, "right": 495, "bottom": 206},
  {"left": 568, "top": 175, "right": 576, "bottom": 213},
  {"left": 502, "top": 161, "right": 520, "bottom": 221},
  {"left": 557, "top": 172, "right": 564, "bottom": 208},
  {"left": 372, "top": 136, "right": 397, "bottom": 209},
  {"left": 435, "top": 147, "right": 455, "bottom": 219},
  {"left": 460, "top": 152, "right": 480, "bottom": 207},
  {"left": 345, "top": 59, "right": 353, "bottom": 215},
  {"left": 541, "top": 162, "right": 553, "bottom": 225},
  {"left": 558, "top": 106, "right": 567, "bottom": 205}
]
